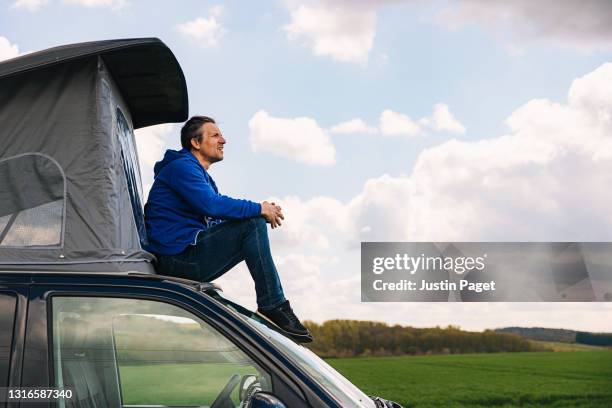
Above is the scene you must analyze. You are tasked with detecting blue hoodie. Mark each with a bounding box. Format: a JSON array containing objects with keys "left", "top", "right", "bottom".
[{"left": 144, "top": 148, "right": 261, "bottom": 255}]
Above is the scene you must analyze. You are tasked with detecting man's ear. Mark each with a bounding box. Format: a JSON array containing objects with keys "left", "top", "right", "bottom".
[{"left": 190, "top": 137, "right": 201, "bottom": 150}]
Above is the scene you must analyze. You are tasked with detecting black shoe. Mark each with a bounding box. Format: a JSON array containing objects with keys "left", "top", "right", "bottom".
[{"left": 257, "top": 300, "right": 313, "bottom": 343}]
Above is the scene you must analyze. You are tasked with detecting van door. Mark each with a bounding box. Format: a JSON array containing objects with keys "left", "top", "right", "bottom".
[
  {"left": 51, "top": 295, "right": 275, "bottom": 407},
  {"left": 23, "top": 283, "right": 311, "bottom": 408}
]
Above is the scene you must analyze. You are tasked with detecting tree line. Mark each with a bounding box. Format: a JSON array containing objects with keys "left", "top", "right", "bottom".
[
  {"left": 575, "top": 331, "right": 612, "bottom": 346},
  {"left": 494, "top": 327, "right": 576, "bottom": 342},
  {"left": 303, "top": 320, "right": 533, "bottom": 358}
]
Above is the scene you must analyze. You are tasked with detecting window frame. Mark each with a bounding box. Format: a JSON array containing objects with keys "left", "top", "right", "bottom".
[
  {"left": 115, "top": 107, "right": 147, "bottom": 249},
  {"left": 0, "top": 152, "right": 67, "bottom": 249},
  {"left": 0, "top": 292, "right": 17, "bottom": 394},
  {"left": 51, "top": 295, "right": 272, "bottom": 407},
  {"left": 0, "top": 283, "right": 28, "bottom": 408}
]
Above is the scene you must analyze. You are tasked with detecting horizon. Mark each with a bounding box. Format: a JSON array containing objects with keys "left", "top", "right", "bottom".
[{"left": 301, "top": 319, "right": 612, "bottom": 335}]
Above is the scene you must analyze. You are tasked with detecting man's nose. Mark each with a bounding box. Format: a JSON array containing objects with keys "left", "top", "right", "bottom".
[{"left": 220, "top": 136, "right": 226, "bottom": 144}]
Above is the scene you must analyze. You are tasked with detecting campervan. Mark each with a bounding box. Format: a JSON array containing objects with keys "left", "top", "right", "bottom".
[{"left": 0, "top": 38, "right": 402, "bottom": 408}]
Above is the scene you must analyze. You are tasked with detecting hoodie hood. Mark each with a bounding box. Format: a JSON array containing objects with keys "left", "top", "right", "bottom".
[{"left": 154, "top": 148, "right": 199, "bottom": 177}]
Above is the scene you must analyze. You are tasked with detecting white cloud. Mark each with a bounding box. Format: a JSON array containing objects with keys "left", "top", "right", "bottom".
[
  {"left": 177, "top": 6, "right": 226, "bottom": 48},
  {"left": 568, "top": 63, "right": 612, "bottom": 126},
  {"left": 234, "top": 63, "right": 612, "bottom": 329},
  {"left": 283, "top": 3, "right": 377, "bottom": 63},
  {"left": 438, "top": 0, "right": 612, "bottom": 53},
  {"left": 134, "top": 123, "right": 176, "bottom": 199},
  {"left": 269, "top": 175, "right": 411, "bottom": 250},
  {"left": 248, "top": 110, "right": 336, "bottom": 166},
  {"left": 62, "top": 0, "right": 127, "bottom": 9},
  {"left": 0, "top": 37, "right": 20, "bottom": 62},
  {"left": 379, "top": 109, "right": 422, "bottom": 137},
  {"left": 329, "top": 118, "right": 378, "bottom": 134},
  {"left": 282, "top": 1, "right": 612, "bottom": 61},
  {"left": 284, "top": 63, "right": 612, "bottom": 245},
  {"left": 11, "top": 0, "right": 49, "bottom": 11},
  {"left": 329, "top": 104, "right": 465, "bottom": 137},
  {"left": 266, "top": 195, "right": 350, "bottom": 252},
  {"left": 215, "top": 253, "right": 346, "bottom": 316},
  {"left": 419, "top": 103, "right": 466, "bottom": 134}
]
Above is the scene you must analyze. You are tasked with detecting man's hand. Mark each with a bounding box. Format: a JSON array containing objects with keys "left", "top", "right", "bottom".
[{"left": 261, "top": 201, "right": 284, "bottom": 229}]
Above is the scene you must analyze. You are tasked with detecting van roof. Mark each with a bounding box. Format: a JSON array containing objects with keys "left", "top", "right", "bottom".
[
  {"left": 0, "top": 270, "right": 222, "bottom": 292},
  {"left": 0, "top": 37, "right": 188, "bottom": 128}
]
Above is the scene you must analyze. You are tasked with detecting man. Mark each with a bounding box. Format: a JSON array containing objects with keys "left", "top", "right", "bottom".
[{"left": 144, "top": 115, "right": 312, "bottom": 343}]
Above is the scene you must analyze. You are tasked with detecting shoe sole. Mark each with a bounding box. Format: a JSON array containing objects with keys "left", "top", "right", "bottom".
[{"left": 255, "top": 311, "right": 314, "bottom": 344}]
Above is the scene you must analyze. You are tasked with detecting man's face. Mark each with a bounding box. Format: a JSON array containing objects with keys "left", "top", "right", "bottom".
[{"left": 192, "top": 122, "right": 226, "bottom": 165}]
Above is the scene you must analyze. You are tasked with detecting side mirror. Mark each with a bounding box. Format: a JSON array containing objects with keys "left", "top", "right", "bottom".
[
  {"left": 248, "top": 392, "right": 287, "bottom": 408},
  {"left": 239, "top": 374, "right": 261, "bottom": 401}
]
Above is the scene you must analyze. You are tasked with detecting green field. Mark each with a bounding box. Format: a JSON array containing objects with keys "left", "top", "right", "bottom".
[
  {"left": 119, "top": 363, "right": 263, "bottom": 406},
  {"left": 118, "top": 351, "right": 612, "bottom": 407},
  {"left": 529, "top": 340, "right": 610, "bottom": 352},
  {"left": 327, "top": 351, "right": 612, "bottom": 408}
]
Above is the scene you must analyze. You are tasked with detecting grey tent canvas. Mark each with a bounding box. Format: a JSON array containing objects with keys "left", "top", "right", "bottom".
[{"left": 0, "top": 38, "right": 188, "bottom": 272}]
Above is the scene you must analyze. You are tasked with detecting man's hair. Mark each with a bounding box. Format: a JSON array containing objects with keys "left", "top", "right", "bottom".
[{"left": 181, "top": 116, "right": 216, "bottom": 150}]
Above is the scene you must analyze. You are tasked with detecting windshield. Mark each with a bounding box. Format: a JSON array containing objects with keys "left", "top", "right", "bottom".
[{"left": 210, "top": 292, "right": 376, "bottom": 408}]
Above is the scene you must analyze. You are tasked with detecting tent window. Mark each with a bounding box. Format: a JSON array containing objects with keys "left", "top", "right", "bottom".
[
  {"left": 116, "top": 108, "right": 147, "bottom": 248},
  {"left": 0, "top": 153, "right": 65, "bottom": 247}
]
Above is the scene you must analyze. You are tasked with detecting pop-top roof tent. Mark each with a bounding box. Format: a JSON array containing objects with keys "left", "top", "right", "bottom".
[{"left": 0, "top": 38, "right": 188, "bottom": 273}]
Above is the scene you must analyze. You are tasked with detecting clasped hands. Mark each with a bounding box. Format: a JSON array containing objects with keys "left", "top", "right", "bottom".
[{"left": 261, "top": 201, "right": 284, "bottom": 229}]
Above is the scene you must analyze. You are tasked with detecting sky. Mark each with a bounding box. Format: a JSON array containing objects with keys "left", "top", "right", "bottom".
[{"left": 2, "top": 0, "right": 612, "bottom": 331}]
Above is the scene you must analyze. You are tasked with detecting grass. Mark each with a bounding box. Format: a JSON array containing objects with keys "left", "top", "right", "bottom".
[
  {"left": 528, "top": 340, "right": 610, "bottom": 352},
  {"left": 119, "top": 363, "right": 263, "bottom": 406},
  {"left": 116, "top": 351, "right": 612, "bottom": 407},
  {"left": 326, "top": 351, "right": 612, "bottom": 407}
]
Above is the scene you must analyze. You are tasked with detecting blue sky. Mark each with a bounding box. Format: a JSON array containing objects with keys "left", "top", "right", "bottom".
[{"left": 2, "top": 0, "right": 612, "bottom": 330}]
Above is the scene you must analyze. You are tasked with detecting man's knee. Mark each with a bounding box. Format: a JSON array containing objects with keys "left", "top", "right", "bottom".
[
  {"left": 249, "top": 216, "right": 267, "bottom": 230},
  {"left": 235, "top": 217, "right": 268, "bottom": 238}
]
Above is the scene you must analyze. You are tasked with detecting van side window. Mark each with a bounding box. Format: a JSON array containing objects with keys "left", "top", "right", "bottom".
[
  {"left": 0, "top": 293, "right": 17, "bottom": 389},
  {"left": 51, "top": 296, "right": 271, "bottom": 408},
  {"left": 116, "top": 108, "right": 147, "bottom": 248}
]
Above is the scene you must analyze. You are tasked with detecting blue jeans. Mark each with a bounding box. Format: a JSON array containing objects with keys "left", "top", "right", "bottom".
[{"left": 155, "top": 217, "right": 286, "bottom": 311}]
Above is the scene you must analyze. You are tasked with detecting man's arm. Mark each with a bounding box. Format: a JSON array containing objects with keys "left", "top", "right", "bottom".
[{"left": 166, "top": 160, "right": 261, "bottom": 219}]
